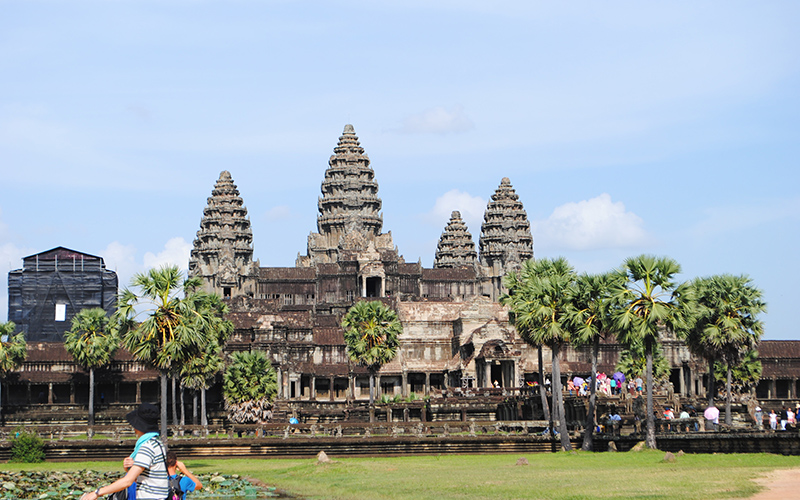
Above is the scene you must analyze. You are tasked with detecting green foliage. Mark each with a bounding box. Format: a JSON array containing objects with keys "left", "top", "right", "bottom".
[
  {"left": 341, "top": 301, "right": 402, "bottom": 370},
  {"left": 223, "top": 350, "right": 277, "bottom": 405},
  {"left": 9, "top": 429, "right": 45, "bottom": 463},
  {"left": 501, "top": 257, "right": 577, "bottom": 348},
  {"left": 64, "top": 308, "right": 118, "bottom": 370},
  {"left": 616, "top": 345, "right": 671, "bottom": 383},
  {"left": 713, "top": 348, "right": 762, "bottom": 392},
  {"left": 0, "top": 321, "right": 27, "bottom": 374},
  {"left": 687, "top": 274, "right": 765, "bottom": 372},
  {"left": 115, "top": 265, "right": 232, "bottom": 374}
]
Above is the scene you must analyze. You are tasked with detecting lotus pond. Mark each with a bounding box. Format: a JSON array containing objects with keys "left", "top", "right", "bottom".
[{"left": 0, "top": 470, "right": 291, "bottom": 499}]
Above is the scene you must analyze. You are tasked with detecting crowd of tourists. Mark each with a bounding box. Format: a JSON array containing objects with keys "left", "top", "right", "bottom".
[
  {"left": 760, "top": 404, "right": 799, "bottom": 431},
  {"left": 566, "top": 372, "right": 644, "bottom": 398}
]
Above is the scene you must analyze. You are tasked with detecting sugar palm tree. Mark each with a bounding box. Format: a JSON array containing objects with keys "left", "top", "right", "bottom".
[
  {"left": 63, "top": 307, "right": 119, "bottom": 433},
  {"left": 341, "top": 300, "right": 402, "bottom": 412},
  {"left": 115, "top": 265, "right": 226, "bottom": 440},
  {"left": 222, "top": 350, "right": 278, "bottom": 424},
  {"left": 611, "top": 255, "right": 693, "bottom": 449},
  {"left": 0, "top": 321, "right": 26, "bottom": 423},
  {"left": 687, "top": 274, "right": 765, "bottom": 425},
  {"left": 182, "top": 343, "right": 225, "bottom": 427},
  {"left": 502, "top": 257, "right": 576, "bottom": 451},
  {"left": 713, "top": 348, "right": 762, "bottom": 396},
  {"left": 569, "top": 272, "right": 619, "bottom": 451},
  {"left": 503, "top": 267, "right": 550, "bottom": 423}
]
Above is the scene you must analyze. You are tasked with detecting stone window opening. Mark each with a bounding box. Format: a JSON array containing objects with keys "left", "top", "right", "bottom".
[{"left": 223, "top": 287, "right": 231, "bottom": 298}]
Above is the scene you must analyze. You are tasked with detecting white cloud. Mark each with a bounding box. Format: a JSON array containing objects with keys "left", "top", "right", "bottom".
[
  {"left": 264, "top": 205, "right": 292, "bottom": 221},
  {"left": 397, "top": 105, "right": 474, "bottom": 134},
  {"left": 533, "top": 194, "right": 649, "bottom": 251},
  {"left": 425, "top": 189, "right": 486, "bottom": 233},
  {"left": 143, "top": 237, "right": 192, "bottom": 273}
]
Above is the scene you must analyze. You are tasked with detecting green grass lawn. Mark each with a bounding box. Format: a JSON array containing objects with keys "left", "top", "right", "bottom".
[{"left": 3, "top": 451, "right": 799, "bottom": 500}]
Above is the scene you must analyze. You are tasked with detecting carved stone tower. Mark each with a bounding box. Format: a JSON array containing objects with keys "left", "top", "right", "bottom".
[
  {"left": 189, "top": 170, "right": 257, "bottom": 298},
  {"left": 434, "top": 211, "right": 478, "bottom": 269},
  {"left": 478, "top": 177, "right": 534, "bottom": 299},
  {"left": 297, "top": 124, "right": 395, "bottom": 268}
]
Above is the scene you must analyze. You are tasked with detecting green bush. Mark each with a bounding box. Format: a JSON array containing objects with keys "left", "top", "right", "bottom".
[{"left": 9, "top": 429, "right": 45, "bottom": 463}]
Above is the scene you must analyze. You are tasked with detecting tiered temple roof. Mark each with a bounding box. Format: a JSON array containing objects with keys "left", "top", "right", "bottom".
[
  {"left": 434, "top": 211, "right": 478, "bottom": 269},
  {"left": 189, "top": 170, "right": 256, "bottom": 296},
  {"left": 299, "top": 124, "right": 394, "bottom": 266},
  {"left": 478, "top": 177, "right": 534, "bottom": 275}
]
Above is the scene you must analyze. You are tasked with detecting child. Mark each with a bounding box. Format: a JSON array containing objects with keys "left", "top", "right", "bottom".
[{"left": 166, "top": 451, "right": 203, "bottom": 500}]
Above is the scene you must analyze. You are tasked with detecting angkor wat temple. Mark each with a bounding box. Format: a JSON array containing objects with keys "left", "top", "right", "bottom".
[{"left": 6, "top": 125, "right": 800, "bottom": 419}]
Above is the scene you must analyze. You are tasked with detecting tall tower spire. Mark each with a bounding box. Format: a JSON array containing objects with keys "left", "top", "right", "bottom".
[
  {"left": 189, "top": 170, "right": 256, "bottom": 298},
  {"left": 434, "top": 211, "right": 478, "bottom": 269},
  {"left": 479, "top": 177, "right": 534, "bottom": 280},
  {"left": 299, "top": 125, "right": 395, "bottom": 266}
]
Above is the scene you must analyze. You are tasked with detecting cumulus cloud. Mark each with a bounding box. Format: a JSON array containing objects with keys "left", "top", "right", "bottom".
[
  {"left": 143, "top": 237, "right": 192, "bottom": 272},
  {"left": 398, "top": 105, "right": 474, "bottom": 134},
  {"left": 533, "top": 194, "right": 649, "bottom": 251},
  {"left": 426, "top": 189, "right": 487, "bottom": 233},
  {"left": 264, "top": 205, "right": 293, "bottom": 221}
]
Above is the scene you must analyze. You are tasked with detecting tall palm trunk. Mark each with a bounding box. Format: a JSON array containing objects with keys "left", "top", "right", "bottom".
[
  {"left": 180, "top": 385, "right": 185, "bottom": 426},
  {"left": 201, "top": 387, "right": 208, "bottom": 428},
  {"left": 538, "top": 345, "right": 550, "bottom": 421},
  {"left": 368, "top": 369, "right": 376, "bottom": 422},
  {"left": 88, "top": 367, "right": 95, "bottom": 430},
  {"left": 171, "top": 377, "right": 178, "bottom": 426},
  {"left": 645, "top": 338, "right": 656, "bottom": 449},
  {"left": 725, "top": 365, "right": 733, "bottom": 425},
  {"left": 552, "top": 344, "right": 571, "bottom": 451},
  {"left": 582, "top": 337, "right": 599, "bottom": 451},
  {"left": 707, "top": 358, "right": 716, "bottom": 408},
  {"left": 0, "top": 380, "right": 3, "bottom": 425},
  {"left": 160, "top": 372, "right": 168, "bottom": 444},
  {"left": 193, "top": 391, "right": 198, "bottom": 425}
]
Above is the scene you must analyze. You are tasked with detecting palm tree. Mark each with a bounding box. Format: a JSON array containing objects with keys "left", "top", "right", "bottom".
[
  {"left": 502, "top": 267, "right": 550, "bottom": 423},
  {"left": 0, "top": 322, "right": 26, "bottom": 423},
  {"left": 341, "top": 300, "right": 402, "bottom": 413},
  {"left": 687, "top": 274, "right": 765, "bottom": 425},
  {"left": 712, "top": 348, "right": 762, "bottom": 397},
  {"left": 222, "top": 350, "right": 278, "bottom": 424},
  {"left": 501, "top": 257, "right": 576, "bottom": 451},
  {"left": 611, "top": 255, "right": 693, "bottom": 449},
  {"left": 182, "top": 343, "right": 225, "bottom": 428},
  {"left": 63, "top": 308, "right": 119, "bottom": 434},
  {"left": 569, "top": 272, "right": 619, "bottom": 451},
  {"left": 115, "top": 265, "right": 225, "bottom": 440}
]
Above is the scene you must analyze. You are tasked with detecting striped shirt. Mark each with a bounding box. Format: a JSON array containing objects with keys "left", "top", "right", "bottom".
[{"left": 132, "top": 438, "right": 169, "bottom": 500}]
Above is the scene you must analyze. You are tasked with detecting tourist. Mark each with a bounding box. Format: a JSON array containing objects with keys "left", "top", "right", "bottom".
[
  {"left": 608, "top": 410, "right": 622, "bottom": 436},
  {"left": 704, "top": 405, "right": 719, "bottom": 431},
  {"left": 80, "top": 403, "right": 168, "bottom": 500},
  {"left": 754, "top": 406, "right": 763, "bottom": 429},
  {"left": 166, "top": 450, "right": 203, "bottom": 500},
  {"left": 788, "top": 407, "right": 796, "bottom": 428},
  {"left": 678, "top": 407, "right": 691, "bottom": 432},
  {"left": 780, "top": 406, "right": 789, "bottom": 431},
  {"left": 635, "top": 376, "right": 643, "bottom": 394},
  {"left": 769, "top": 410, "right": 778, "bottom": 430}
]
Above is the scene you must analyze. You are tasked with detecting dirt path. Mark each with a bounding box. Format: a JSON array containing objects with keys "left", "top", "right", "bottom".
[{"left": 748, "top": 468, "right": 800, "bottom": 499}]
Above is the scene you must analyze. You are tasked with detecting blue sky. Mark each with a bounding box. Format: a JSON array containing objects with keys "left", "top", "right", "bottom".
[{"left": 1, "top": 2, "right": 798, "bottom": 339}]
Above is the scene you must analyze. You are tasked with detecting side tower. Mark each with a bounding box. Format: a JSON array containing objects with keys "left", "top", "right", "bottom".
[
  {"left": 297, "top": 124, "right": 395, "bottom": 267},
  {"left": 188, "top": 170, "right": 257, "bottom": 298},
  {"left": 434, "top": 211, "right": 478, "bottom": 270},
  {"left": 478, "top": 177, "right": 534, "bottom": 300}
]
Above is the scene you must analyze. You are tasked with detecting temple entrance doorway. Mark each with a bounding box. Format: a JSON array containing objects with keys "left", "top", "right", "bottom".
[{"left": 366, "top": 277, "right": 382, "bottom": 297}]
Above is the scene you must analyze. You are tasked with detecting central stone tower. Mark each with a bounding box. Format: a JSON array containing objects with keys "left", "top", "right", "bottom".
[{"left": 297, "top": 124, "right": 396, "bottom": 267}]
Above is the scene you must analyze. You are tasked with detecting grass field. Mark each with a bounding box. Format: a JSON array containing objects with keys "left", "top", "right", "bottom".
[{"left": 3, "top": 451, "right": 799, "bottom": 500}]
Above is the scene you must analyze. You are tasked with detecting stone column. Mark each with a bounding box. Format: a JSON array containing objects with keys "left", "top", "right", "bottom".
[
  {"left": 136, "top": 382, "right": 141, "bottom": 403},
  {"left": 69, "top": 382, "right": 75, "bottom": 404},
  {"left": 310, "top": 376, "right": 316, "bottom": 400},
  {"left": 485, "top": 361, "right": 492, "bottom": 388},
  {"left": 425, "top": 372, "right": 430, "bottom": 396},
  {"left": 376, "top": 375, "right": 382, "bottom": 399},
  {"left": 277, "top": 368, "right": 283, "bottom": 398},
  {"left": 679, "top": 365, "right": 686, "bottom": 396},
  {"left": 401, "top": 371, "right": 408, "bottom": 397},
  {"left": 330, "top": 377, "right": 335, "bottom": 402},
  {"left": 48, "top": 383, "right": 53, "bottom": 404},
  {"left": 380, "top": 278, "right": 385, "bottom": 298},
  {"left": 770, "top": 378, "right": 777, "bottom": 399}
]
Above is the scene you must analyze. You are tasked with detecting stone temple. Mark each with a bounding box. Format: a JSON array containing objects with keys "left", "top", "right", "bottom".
[{"left": 186, "top": 125, "right": 678, "bottom": 402}]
